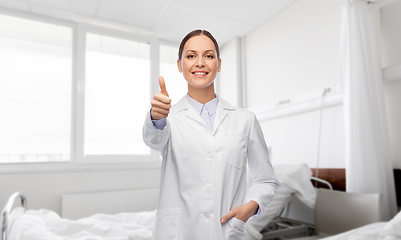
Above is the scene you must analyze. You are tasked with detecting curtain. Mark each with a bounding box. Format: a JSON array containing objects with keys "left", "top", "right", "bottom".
[{"left": 341, "top": 0, "right": 397, "bottom": 221}]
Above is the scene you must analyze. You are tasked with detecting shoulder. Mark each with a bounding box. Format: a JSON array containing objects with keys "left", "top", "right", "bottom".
[{"left": 219, "top": 98, "right": 255, "bottom": 120}]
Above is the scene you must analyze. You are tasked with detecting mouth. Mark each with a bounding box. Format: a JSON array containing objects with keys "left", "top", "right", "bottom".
[{"left": 192, "top": 71, "right": 209, "bottom": 77}]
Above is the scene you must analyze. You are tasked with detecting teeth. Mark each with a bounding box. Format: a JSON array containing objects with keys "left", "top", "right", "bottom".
[{"left": 194, "top": 72, "right": 207, "bottom": 75}]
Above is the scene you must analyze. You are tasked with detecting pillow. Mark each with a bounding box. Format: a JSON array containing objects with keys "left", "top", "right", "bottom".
[{"left": 382, "top": 210, "right": 401, "bottom": 237}]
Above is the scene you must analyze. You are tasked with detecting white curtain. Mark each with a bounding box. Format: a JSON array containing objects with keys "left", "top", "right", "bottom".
[{"left": 341, "top": 0, "right": 397, "bottom": 221}]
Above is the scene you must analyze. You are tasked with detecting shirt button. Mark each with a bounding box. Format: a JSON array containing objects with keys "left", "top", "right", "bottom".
[
  {"left": 205, "top": 183, "right": 211, "bottom": 189},
  {"left": 207, "top": 154, "right": 213, "bottom": 160},
  {"left": 204, "top": 212, "right": 210, "bottom": 218}
]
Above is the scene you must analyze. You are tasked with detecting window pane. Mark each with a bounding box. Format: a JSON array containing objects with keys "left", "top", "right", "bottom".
[
  {"left": 0, "top": 15, "right": 72, "bottom": 163},
  {"left": 160, "top": 44, "right": 187, "bottom": 104},
  {"left": 85, "top": 33, "right": 151, "bottom": 155}
]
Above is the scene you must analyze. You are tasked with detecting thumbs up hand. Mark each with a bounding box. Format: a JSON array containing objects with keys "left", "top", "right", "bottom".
[{"left": 151, "top": 76, "right": 171, "bottom": 120}]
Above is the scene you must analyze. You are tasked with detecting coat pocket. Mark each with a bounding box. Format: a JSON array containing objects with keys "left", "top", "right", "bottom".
[
  {"left": 225, "top": 217, "right": 247, "bottom": 240},
  {"left": 152, "top": 208, "right": 181, "bottom": 240},
  {"left": 225, "top": 131, "right": 247, "bottom": 169}
]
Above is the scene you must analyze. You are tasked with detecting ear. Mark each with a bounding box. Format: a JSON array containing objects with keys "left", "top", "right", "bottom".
[
  {"left": 177, "top": 59, "right": 183, "bottom": 73},
  {"left": 217, "top": 58, "right": 222, "bottom": 72}
]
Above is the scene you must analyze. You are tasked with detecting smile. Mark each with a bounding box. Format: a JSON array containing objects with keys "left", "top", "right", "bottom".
[{"left": 192, "top": 71, "right": 208, "bottom": 76}]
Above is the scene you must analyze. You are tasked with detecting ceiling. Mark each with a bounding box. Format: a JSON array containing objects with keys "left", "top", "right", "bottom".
[{"left": 0, "top": 0, "right": 297, "bottom": 45}]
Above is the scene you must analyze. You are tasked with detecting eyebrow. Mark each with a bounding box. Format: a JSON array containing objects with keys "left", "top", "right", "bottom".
[{"left": 185, "top": 49, "right": 215, "bottom": 54}]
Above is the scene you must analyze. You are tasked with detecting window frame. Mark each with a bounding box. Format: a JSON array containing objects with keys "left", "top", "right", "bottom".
[{"left": 0, "top": 8, "right": 162, "bottom": 173}]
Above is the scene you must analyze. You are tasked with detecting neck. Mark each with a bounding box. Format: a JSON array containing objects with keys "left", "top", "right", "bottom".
[{"left": 187, "top": 84, "right": 216, "bottom": 104}]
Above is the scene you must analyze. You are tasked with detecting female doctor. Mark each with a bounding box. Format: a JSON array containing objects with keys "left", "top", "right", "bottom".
[{"left": 143, "top": 29, "right": 280, "bottom": 240}]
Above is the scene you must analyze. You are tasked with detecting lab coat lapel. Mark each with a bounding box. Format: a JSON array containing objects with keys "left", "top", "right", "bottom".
[
  {"left": 186, "top": 106, "right": 210, "bottom": 132},
  {"left": 173, "top": 96, "right": 209, "bottom": 133},
  {"left": 172, "top": 96, "right": 235, "bottom": 134},
  {"left": 212, "top": 98, "right": 235, "bottom": 135}
]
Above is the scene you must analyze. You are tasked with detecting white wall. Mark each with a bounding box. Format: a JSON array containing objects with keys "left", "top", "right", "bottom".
[
  {"left": 245, "top": 0, "right": 342, "bottom": 107},
  {"left": 260, "top": 105, "right": 345, "bottom": 168},
  {"left": 381, "top": 0, "right": 401, "bottom": 68},
  {"left": 0, "top": 169, "right": 160, "bottom": 215},
  {"left": 381, "top": 0, "right": 401, "bottom": 169},
  {"left": 244, "top": 0, "right": 344, "bottom": 168},
  {"left": 218, "top": 37, "right": 240, "bottom": 107},
  {"left": 243, "top": 0, "right": 401, "bottom": 169},
  {"left": 384, "top": 79, "right": 401, "bottom": 169}
]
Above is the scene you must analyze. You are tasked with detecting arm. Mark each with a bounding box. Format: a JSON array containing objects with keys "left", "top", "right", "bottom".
[
  {"left": 220, "top": 200, "right": 259, "bottom": 223},
  {"left": 220, "top": 113, "right": 280, "bottom": 223},
  {"left": 246, "top": 113, "right": 280, "bottom": 217},
  {"left": 142, "top": 111, "right": 170, "bottom": 153},
  {"left": 142, "top": 76, "right": 171, "bottom": 153}
]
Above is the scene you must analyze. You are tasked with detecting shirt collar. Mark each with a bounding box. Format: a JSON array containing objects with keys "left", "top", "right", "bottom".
[{"left": 185, "top": 94, "right": 219, "bottom": 116}]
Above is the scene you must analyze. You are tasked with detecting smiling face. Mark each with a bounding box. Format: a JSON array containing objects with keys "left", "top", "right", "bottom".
[{"left": 177, "top": 35, "right": 221, "bottom": 91}]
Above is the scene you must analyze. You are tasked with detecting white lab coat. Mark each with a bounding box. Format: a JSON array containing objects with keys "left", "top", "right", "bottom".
[{"left": 143, "top": 96, "right": 280, "bottom": 240}]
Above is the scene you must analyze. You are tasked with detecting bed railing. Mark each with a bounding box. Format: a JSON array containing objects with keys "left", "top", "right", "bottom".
[
  {"left": 311, "top": 176, "right": 333, "bottom": 190},
  {"left": 1, "top": 192, "right": 27, "bottom": 240}
]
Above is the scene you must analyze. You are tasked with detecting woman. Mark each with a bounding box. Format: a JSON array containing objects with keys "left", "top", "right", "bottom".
[{"left": 143, "top": 29, "right": 280, "bottom": 240}]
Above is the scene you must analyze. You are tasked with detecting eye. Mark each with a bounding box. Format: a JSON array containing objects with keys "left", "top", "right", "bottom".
[
  {"left": 187, "top": 54, "right": 196, "bottom": 59},
  {"left": 205, "top": 54, "right": 214, "bottom": 59}
]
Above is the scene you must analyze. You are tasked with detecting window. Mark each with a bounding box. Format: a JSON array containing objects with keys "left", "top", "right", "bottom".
[
  {"left": 0, "top": 15, "right": 72, "bottom": 163},
  {"left": 82, "top": 33, "right": 151, "bottom": 161},
  {"left": 0, "top": 13, "right": 165, "bottom": 170},
  {"left": 159, "top": 44, "right": 186, "bottom": 104}
]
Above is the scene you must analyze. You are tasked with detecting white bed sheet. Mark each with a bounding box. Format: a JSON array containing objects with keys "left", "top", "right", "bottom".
[{"left": 8, "top": 207, "right": 155, "bottom": 240}]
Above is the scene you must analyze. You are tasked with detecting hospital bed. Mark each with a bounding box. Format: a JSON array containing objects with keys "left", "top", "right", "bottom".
[
  {"left": 260, "top": 190, "right": 401, "bottom": 240},
  {"left": 296, "top": 188, "right": 401, "bottom": 240},
  {"left": 250, "top": 171, "right": 401, "bottom": 240},
  {"left": 1, "top": 189, "right": 158, "bottom": 240}
]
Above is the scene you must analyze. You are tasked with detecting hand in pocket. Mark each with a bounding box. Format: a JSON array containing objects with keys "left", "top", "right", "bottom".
[{"left": 220, "top": 200, "right": 259, "bottom": 224}]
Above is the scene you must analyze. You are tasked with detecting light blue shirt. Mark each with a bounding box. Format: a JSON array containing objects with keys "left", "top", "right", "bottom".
[{"left": 151, "top": 94, "right": 219, "bottom": 132}]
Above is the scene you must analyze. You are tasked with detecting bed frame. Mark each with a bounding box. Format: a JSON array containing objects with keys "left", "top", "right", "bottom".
[
  {"left": 1, "top": 192, "right": 27, "bottom": 240},
  {"left": 311, "top": 168, "right": 346, "bottom": 191}
]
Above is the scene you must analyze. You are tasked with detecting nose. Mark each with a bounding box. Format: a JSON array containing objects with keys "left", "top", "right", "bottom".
[{"left": 196, "top": 57, "right": 205, "bottom": 67}]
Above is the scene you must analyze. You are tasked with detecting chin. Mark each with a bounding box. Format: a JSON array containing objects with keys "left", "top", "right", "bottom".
[{"left": 190, "top": 81, "right": 214, "bottom": 89}]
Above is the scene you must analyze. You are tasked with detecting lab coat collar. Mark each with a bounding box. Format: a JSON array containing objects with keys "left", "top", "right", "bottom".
[
  {"left": 217, "top": 97, "right": 236, "bottom": 111},
  {"left": 185, "top": 94, "right": 218, "bottom": 116},
  {"left": 172, "top": 95, "right": 235, "bottom": 112},
  {"left": 213, "top": 98, "right": 235, "bottom": 135},
  {"left": 171, "top": 96, "right": 207, "bottom": 132},
  {"left": 172, "top": 95, "right": 236, "bottom": 135}
]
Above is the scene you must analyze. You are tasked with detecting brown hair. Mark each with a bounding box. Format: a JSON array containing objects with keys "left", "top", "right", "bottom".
[{"left": 178, "top": 29, "right": 220, "bottom": 61}]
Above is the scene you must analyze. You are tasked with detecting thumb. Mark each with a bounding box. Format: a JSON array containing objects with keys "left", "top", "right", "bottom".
[
  {"left": 220, "top": 211, "right": 235, "bottom": 224},
  {"left": 159, "top": 76, "right": 169, "bottom": 97}
]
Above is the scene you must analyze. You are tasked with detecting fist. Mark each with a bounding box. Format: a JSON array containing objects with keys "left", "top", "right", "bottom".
[{"left": 151, "top": 76, "right": 171, "bottom": 120}]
